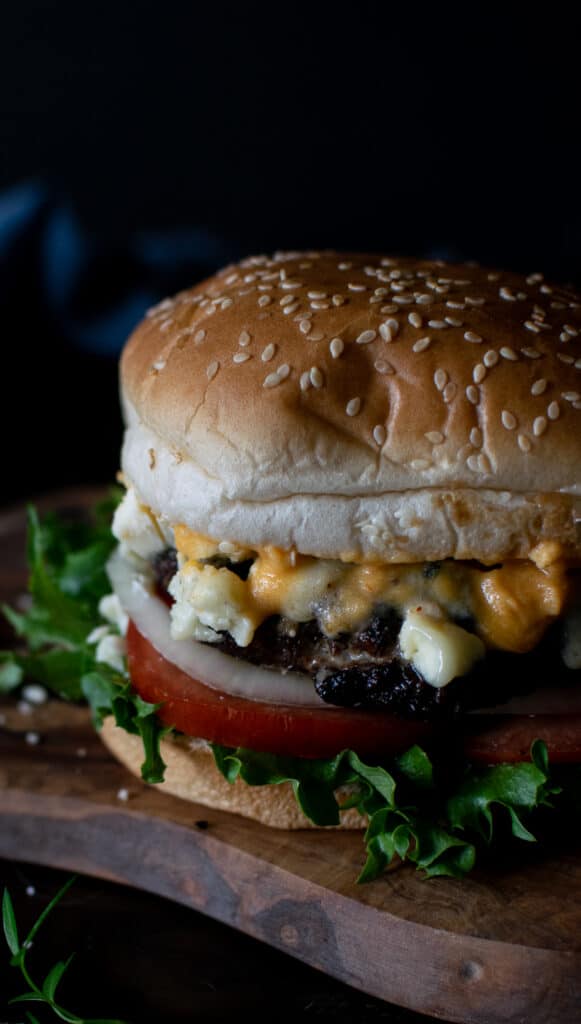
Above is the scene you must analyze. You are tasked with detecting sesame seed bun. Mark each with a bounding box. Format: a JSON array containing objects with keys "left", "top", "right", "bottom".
[
  {"left": 120, "top": 252, "right": 581, "bottom": 562},
  {"left": 100, "top": 717, "right": 367, "bottom": 829}
]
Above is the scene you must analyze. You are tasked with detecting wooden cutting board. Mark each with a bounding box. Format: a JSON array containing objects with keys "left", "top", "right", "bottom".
[{"left": 1, "top": 490, "right": 581, "bottom": 1024}]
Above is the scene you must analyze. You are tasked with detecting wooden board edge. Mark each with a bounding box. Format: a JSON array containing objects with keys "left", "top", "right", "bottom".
[{"left": 1, "top": 788, "right": 580, "bottom": 1024}]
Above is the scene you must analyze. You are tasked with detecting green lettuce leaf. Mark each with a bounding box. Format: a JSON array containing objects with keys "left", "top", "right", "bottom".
[
  {"left": 0, "top": 493, "right": 168, "bottom": 784},
  {"left": 211, "top": 738, "right": 572, "bottom": 881}
]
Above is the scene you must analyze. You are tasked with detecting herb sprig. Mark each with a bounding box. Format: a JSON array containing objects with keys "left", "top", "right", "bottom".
[{"left": 2, "top": 876, "right": 127, "bottom": 1023}]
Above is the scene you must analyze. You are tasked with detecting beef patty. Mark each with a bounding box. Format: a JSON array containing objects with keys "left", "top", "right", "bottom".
[{"left": 151, "top": 548, "right": 571, "bottom": 721}]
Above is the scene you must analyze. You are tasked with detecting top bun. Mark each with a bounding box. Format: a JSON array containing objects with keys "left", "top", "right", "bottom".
[{"left": 119, "top": 252, "right": 581, "bottom": 563}]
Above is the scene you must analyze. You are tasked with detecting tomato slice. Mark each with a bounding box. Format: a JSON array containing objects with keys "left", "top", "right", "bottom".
[
  {"left": 464, "top": 715, "right": 581, "bottom": 764},
  {"left": 126, "top": 620, "right": 432, "bottom": 759}
]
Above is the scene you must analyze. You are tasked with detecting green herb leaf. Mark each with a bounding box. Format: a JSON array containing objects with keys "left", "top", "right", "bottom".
[
  {"left": 42, "top": 954, "right": 75, "bottom": 1001},
  {"left": 2, "top": 887, "right": 20, "bottom": 955}
]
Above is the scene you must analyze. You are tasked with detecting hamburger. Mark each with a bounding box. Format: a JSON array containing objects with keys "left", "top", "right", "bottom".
[{"left": 4, "top": 251, "right": 581, "bottom": 878}]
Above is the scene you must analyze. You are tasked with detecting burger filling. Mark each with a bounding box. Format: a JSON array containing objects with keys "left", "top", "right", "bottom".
[{"left": 112, "top": 487, "right": 581, "bottom": 720}]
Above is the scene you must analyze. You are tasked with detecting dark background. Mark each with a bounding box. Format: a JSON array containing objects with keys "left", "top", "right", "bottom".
[{"left": 1, "top": 2, "right": 581, "bottom": 505}]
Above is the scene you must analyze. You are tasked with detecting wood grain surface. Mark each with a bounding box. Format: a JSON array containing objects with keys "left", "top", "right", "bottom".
[{"left": 1, "top": 490, "right": 581, "bottom": 1024}]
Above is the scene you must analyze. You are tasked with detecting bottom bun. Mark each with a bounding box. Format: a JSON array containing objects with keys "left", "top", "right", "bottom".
[{"left": 100, "top": 717, "right": 368, "bottom": 830}]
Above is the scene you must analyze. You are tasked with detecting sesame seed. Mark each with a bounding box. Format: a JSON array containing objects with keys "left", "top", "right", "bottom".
[
  {"left": 280, "top": 295, "right": 296, "bottom": 306},
  {"left": 261, "top": 344, "right": 276, "bottom": 362},
  {"left": 206, "top": 360, "right": 219, "bottom": 381},
  {"left": 307, "top": 329, "right": 324, "bottom": 342},
  {"left": 373, "top": 424, "right": 387, "bottom": 446},
  {"left": 500, "top": 346, "right": 519, "bottom": 361},
  {"left": 560, "top": 331, "right": 571, "bottom": 343},
  {"left": 408, "top": 312, "right": 423, "bottom": 328},
  {"left": 152, "top": 358, "right": 166, "bottom": 371},
  {"left": 558, "top": 353, "right": 575, "bottom": 364},
  {"left": 239, "top": 330, "right": 251, "bottom": 346},
  {"left": 483, "top": 349, "right": 499, "bottom": 368},
  {"left": 159, "top": 317, "right": 174, "bottom": 331},
  {"left": 533, "top": 416, "right": 547, "bottom": 436},
  {"left": 264, "top": 363, "right": 290, "bottom": 388},
  {"left": 258, "top": 295, "right": 271, "bottom": 308},
  {"left": 425, "top": 431, "right": 444, "bottom": 444},
  {"left": 434, "top": 368, "right": 448, "bottom": 391},
  {"left": 445, "top": 316, "right": 463, "bottom": 327},
  {"left": 348, "top": 283, "right": 366, "bottom": 292},
  {"left": 415, "top": 294, "right": 433, "bottom": 306},
  {"left": 338, "top": 261, "right": 352, "bottom": 270},
  {"left": 380, "top": 303, "right": 399, "bottom": 314},
  {"left": 299, "top": 319, "right": 312, "bottom": 334},
  {"left": 392, "top": 295, "right": 414, "bottom": 305},
  {"left": 470, "top": 427, "right": 482, "bottom": 448},
  {"left": 466, "top": 384, "right": 479, "bottom": 404},
  {"left": 564, "top": 324, "right": 579, "bottom": 336},
  {"left": 518, "top": 434, "right": 532, "bottom": 453},
  {"left": 501, "top": 410, "right": 517, "bottom": 430},
  {"left": 283, "top": 302, "right": 299, "bottom": 315},
  {"left": 465, "top": 296, "right": 486, "bottom": 306},
  {"left": 281, "top": 279, "right": 302, "bottom": 290},
  {"left": 562, "top": 391, "right": 580, "bottom": 402},
  {"left": 310, "top": 300, "right": 329, "bottom": 310},
  {"left": 310, "top": 366, "right": 324, "bottom": 388},
  {"left": 443, "top": 382, "right": 457, "bottom": 403},
  {"left": 330, "top": 337, "right": 344, "bottom": 358},
  {"left": 524, "top": 320, "right": 540, "bottom": 333},
  {"left": 374, "top": 358, "right": 394, "bottom": 374},
  {"left": 547, "top": 401, "right": 560, "bottom": 420},
  {"left": 500, "top": 286, "right": 517, "bottom": 301},
  {"left": 427, "top": 319, "right": 446, "bottom": 330},
  {"left": 346, "top": 397, "right": 362, "bottom": 416},
  {"left": 467, "top": 454, "right": 481, "bottom": 473},
  {"left": 413, "top": 336, "right": 431, "bottom": 353},
  {"left": 233, "top": 352, "right": 251, "bottom": 364},
  {"left": 194, "top": 329, "right": 206, "bottom": 344},
  {"left": 25, "top": 731, "right": 40, "bottom": 746},
  {"left": 221, "top": 297, "right": 233, "bottom": 310},
  {"left": 379, "top": 319, "right": 399, "bottom": 342},
  {"left": 521, "top": 347, "right": 541, "bottom": 359},
  {"left": 332, "top": 294, "right": 345, "bottom": 306},
  {"left": 446, "top": 300, "right": 465, "bottom": 309},
  {"left": 464, "top": 331, "right": 482, "bottom": 344},
  {"left": 308, "top": 291, "right": 327, "bottom": 300},
  {"left": 473, "top": 363, "right": 487, "bottom": 384},
  {"left": 300, "top": 371, "right": 311, "bottom": 392},
  {"left": 356, "top": 329, "right": 377, "bottom": 345},
  {"left": 526, "top": 272, "right": 543, "bottom": 285},
  {"left": 531, "top": 378, "right": 547, "bottom": 396}
]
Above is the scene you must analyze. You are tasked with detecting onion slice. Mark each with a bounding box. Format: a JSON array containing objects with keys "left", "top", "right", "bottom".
[{"left": 107, "top": 548, "right": 327, "bottom": 708}]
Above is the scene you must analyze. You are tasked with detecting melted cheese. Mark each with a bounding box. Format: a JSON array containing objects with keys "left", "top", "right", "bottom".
[
  {"left": 172, "top": 525, "right": 572, "bottom": 655},
  {"left": 399, "top": 611, "right": 485, "bottom": 687}
]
